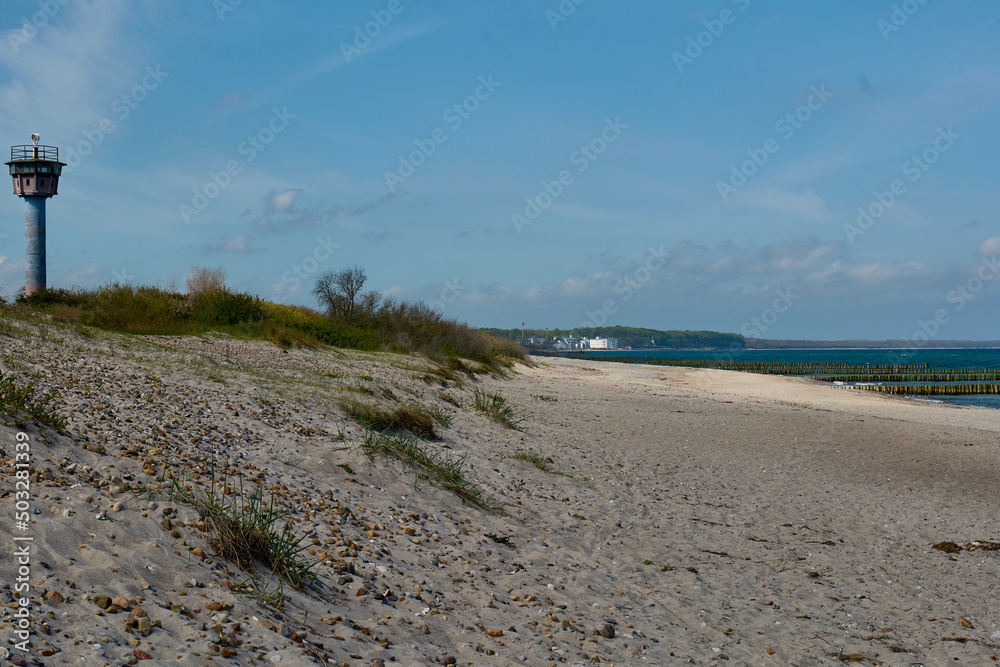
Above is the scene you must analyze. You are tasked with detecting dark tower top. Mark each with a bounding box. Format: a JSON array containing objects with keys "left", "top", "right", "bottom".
[{"left": 5, "top": 144, "right": 65, "bottom": 198}]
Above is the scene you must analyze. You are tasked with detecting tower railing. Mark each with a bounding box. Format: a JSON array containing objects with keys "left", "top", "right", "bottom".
[{"left": 9, "top": 145, "right": 60, "bottom": 161}]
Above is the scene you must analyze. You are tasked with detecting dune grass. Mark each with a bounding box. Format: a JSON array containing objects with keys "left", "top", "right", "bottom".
[
  {"left": 170, "top": 463, "right": 322, "bottom": 596},
  {"left": 339, "top": 396, "right": 439, "bottom": 439},
  {"left": 0, "top": 355, "right": 68, "bottom": 431},
  {"left": 509, "top": 448, "right": 553, "bottom": 472},
  {"left": 359, "top": 429, "right": 494, "bottom": 510},
  {"left": 473, "top": 388, "right": 523, "bottom": 429}
]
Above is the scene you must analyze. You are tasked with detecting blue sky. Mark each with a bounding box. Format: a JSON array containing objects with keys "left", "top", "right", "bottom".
[{"left": 1, "top": 1, "right": 999, "bottom": 340}]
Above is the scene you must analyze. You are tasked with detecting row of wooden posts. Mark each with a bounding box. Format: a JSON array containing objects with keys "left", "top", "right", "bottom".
[
  {"left": 846, "top": 383, "right": 1000, "bottom": 396},
  {"left": 574, "top": 355, "right": 1000, "bottom": 396}
]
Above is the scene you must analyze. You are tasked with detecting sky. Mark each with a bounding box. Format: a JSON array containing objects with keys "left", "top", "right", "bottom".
[{"left": 1, "top": 1, "right": 999, "bottom": 341}]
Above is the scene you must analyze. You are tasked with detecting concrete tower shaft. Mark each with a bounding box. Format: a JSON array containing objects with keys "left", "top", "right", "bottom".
[{"left": 24, "top": 196, "right": 46, "bottom": 295}]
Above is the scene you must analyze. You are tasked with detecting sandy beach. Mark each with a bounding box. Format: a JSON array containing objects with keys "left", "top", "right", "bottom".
[{"left": 2, "top": 322, "right": 999, "bottom": 666}]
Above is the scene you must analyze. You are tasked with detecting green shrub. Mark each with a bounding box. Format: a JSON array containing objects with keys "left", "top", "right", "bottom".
[
  {"left": 87, "top": 284, "right": 189, "bottom": 333},
  {"left": 16, "top": 287, "right": 88, "bottom": 308},
  {"left": 295, "top": 321, "right": 380, "bottom": 351},
  {"left": 192, "top": 290, "right": 264, "bottom": 326}
]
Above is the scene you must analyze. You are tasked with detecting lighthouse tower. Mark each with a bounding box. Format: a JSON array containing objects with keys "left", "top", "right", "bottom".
[{"left": 5, "top": 134, "right": 65, "bottom": 296}]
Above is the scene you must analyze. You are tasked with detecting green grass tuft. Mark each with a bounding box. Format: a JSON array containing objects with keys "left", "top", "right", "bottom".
[
  {"left": 0, "top": 355, "right": 68, "bottom": 431},
  {"left": 509, "top": 448, "right": 552, "bottom": 472},
  {"left": 473, "top": 388, "right": 523, "bottom": 430},
  {"left": 170, "top": 462, "right": 322, "bottom": 594},
  {"left": 360, "top": 429, "right": 494, "bottom": 510}
]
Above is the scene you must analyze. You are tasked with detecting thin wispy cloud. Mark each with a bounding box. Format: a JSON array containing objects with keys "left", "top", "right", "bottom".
[{"left": 0, "top": 0, "right": 146, "bottom": 137}]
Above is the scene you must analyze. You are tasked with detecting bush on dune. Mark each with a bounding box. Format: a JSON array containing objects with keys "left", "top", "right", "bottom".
[
  {"left": 3, "top": 264, "right": 527, "bottom": 371},
  {"left": 312, "top": 267, "right": 527, "bottom": 369}
]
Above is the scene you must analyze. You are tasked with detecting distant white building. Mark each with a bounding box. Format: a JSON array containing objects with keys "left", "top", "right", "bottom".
[
  {"left": 585, "top": 337, "right": 618, "bottom": 350},
  {"left": 554, "top": 335, "right": 584, "bottom": 350}
]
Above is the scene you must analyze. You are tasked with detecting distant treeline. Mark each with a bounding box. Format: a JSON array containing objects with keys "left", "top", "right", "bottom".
[
  {"left": 746, "top": 338, "right": 1000, "bottom": 349},
  {"left": 482, "top": 326, "right": 745, "bottom": 350}
]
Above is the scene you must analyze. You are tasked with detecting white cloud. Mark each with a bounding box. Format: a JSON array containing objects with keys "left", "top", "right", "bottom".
[
  {"left": 272, "top": 189, "right": 299, "bottom": 211},
  {"left": 979, "top": 236, "right": 1000, "bottom": 256},
  {"left": 736, "top": 188, "right": 829, "bottom": 221},
  {"left": 204, "top": 234, "right": 254, "bottom": 254},
  {"left": 59, "top": 261, "right": 100, "bottom": 286},
  {"left": 0, "top": 0, "right": 145, "bottom": 139},
  {"left": 804, "top": 260, "right": 937, "bottom": 289},
  {"left": 560, "top": 276, "right": 589, "bottom": 295},
  {"left": 383, "top": 284, "right": 407, "bottom": 297}
]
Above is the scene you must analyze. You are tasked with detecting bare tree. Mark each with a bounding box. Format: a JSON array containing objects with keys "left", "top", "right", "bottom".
[
  {"left": 186, "top": 265, "right": 227, "bottom": 298},
  {"left": 313, "top": 270, "right": 340, "bottom": 315},
  {"left": 358, "top": 290, "right": 382, "bottom": 315},
  {"left": 313, "top": 266, "right": 370, "bottom": 318}
]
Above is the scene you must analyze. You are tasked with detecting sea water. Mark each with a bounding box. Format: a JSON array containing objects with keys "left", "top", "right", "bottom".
[{"left": 582, "top": 348, "right": 1000, "bottom": 410}]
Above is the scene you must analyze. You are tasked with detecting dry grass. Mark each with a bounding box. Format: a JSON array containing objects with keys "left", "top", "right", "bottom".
[
  {"left": 339, "top": 396, "right": 438, "bottom": 439},
  {"left": 186, "top": 265, "right": 228, "bottom": 298}
]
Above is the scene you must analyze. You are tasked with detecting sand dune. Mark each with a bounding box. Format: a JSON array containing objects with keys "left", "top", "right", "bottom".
[{"left": 2, "top": 324, "right": 999, "bottom": 665}]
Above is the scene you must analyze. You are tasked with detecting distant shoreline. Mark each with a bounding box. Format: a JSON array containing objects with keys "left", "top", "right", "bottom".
[{"left": 538, "top": 346, "right": 1000, "bottom": 353}]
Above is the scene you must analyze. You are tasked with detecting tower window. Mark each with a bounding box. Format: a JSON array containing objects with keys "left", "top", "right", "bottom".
[
  {"left": 39, "top": 179, "right": 45, "bottom": 187},
  {"left": 25, "top": 178, "right": 30, "bottom": 186}
]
